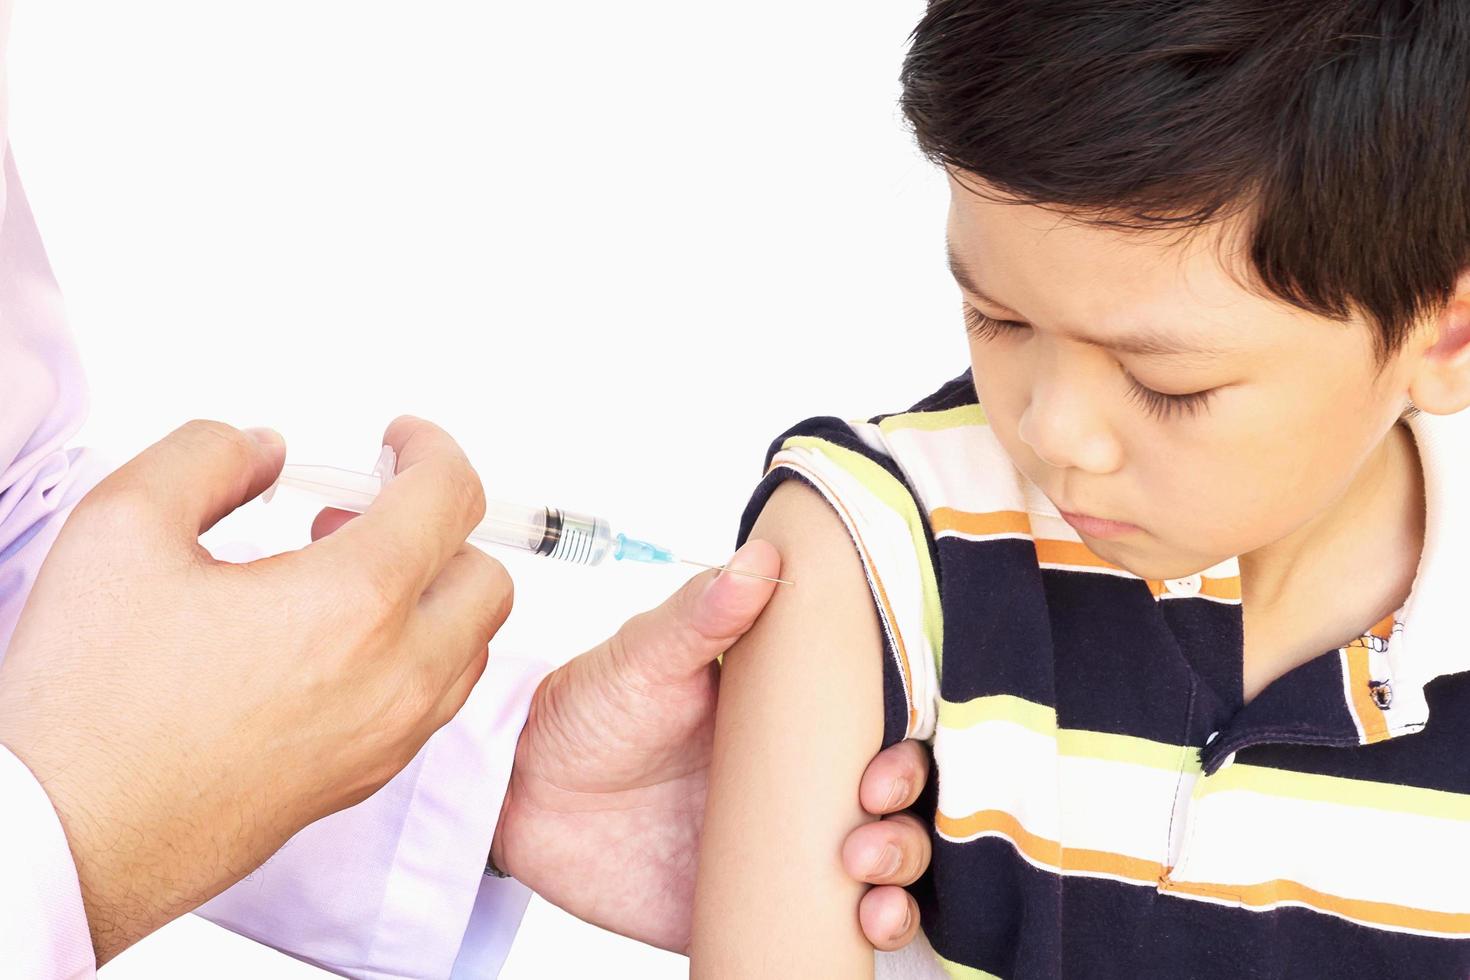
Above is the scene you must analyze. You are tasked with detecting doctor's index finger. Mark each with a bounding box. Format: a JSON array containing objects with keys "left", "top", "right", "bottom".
[{"left": 317, "top": 416, "right": 488, "bottom": 600}]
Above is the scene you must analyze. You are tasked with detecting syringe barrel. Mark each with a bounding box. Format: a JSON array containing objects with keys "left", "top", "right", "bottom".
[
  {"left": 473, "top": 504, "right": 613, "bottom": 565},
  {"left": 272, "top": 464, "right": 616, "bottom": 566},
  {"left": 528, "top": 508, "right": 614, "bottom": 566},
  {"left": 475, "top": 500, "right": 550, "bottom": 553}
]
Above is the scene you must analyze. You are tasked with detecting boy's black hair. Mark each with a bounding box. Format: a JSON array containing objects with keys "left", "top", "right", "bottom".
[{"left": 900, "top": 0, "right": 1470, "bottom": 364}]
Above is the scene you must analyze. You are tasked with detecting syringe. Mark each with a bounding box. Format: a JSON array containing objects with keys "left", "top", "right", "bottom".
[{"left": 262, "top": 447, "right": 791, "bottom": 585}]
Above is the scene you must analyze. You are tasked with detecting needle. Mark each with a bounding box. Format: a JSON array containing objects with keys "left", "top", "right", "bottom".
[{"left": 678, "top": 557, "right": 794, "bottom": 586}]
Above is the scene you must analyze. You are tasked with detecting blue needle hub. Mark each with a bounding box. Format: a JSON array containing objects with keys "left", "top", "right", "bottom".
[{"left": 614, "top": 533, "right": 677, "bottom": 564}]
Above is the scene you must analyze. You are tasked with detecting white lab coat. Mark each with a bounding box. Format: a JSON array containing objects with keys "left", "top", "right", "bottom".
[{"left": 0, "top": 0, "right": 549, "bottom": 971}]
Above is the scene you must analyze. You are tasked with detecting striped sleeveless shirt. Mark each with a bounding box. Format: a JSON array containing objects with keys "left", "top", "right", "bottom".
[{"left": 734, "top": 369, "right": 1470, "bottom": 979}]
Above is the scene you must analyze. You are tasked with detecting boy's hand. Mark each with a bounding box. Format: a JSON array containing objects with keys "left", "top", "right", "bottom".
[{"left": 491, "top": 540, "right": 933, "bottom": 953}]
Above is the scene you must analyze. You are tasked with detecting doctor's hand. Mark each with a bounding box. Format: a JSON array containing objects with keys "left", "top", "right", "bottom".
[
  {"left": 491, "top": 541, "right": 934, "bottom": 954},
  {"left": 0, "top": 418, "right": 509, "bottom": 965}
]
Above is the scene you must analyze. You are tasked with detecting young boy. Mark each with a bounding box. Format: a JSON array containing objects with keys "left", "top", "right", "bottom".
[{"left": 690, "top": 2, "right": 1470, "bottom": 977}]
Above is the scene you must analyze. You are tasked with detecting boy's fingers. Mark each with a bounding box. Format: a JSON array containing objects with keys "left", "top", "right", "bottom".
[
  {"left": 859, "top": 886, "right": 921, "bottom": 952},
  {"left": 321, "top": 417, "right": 487, "bottom": 598},
  {"left": 842, "top": 813, "right": 933, "bottom": 887},
  {"left": 859, "top": 739, "right": 930, "bottom": 815}
]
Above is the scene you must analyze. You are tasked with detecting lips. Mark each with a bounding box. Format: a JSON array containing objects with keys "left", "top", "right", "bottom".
[{"left": 1058, "top": 509, "right": 1141, "bottom": 539}]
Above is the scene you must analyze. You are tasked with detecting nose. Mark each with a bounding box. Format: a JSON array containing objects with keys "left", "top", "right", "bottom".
[{"left": 1016, "top": 352, "right": 1123, "bottom": 475}]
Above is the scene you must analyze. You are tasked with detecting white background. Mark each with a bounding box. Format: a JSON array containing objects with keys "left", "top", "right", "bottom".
[{"left": 9, "top": 1, "right": 958, "bottom": 975}]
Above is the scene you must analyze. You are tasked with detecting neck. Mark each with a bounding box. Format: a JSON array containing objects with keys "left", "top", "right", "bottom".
[{"left": 1237, "top": 420, "right": 1426, "bottom": 696}]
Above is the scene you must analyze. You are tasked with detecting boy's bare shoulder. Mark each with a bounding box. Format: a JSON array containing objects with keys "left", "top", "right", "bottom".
[
  {"left": 739, "top": 478, "right": 883, "bottom": 665},
  {"left": 749, "top": 478, "right": 850, "bottom": 552}
]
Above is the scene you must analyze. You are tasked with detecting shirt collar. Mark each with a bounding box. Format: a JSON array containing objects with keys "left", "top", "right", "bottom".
[{"left": 1392, "top": 407, "right": 1470, "bottom": 692}]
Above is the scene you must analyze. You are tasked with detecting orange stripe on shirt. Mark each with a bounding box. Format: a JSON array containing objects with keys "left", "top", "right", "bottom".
[
  {"left": 1367, "top": 613, "right": 1397, "bottom": 640},
  {"left": 931, "top": 507, "right": 1033, "bottom": 538},
  {"left": 1160, "top": 875, "right": 1470, "bottom": 937},
  {"left": 937, "top": 809, "right": 1165, "bottom": 884},
  {"left": 1344, "top": 644, "right": 1392, "bottom": 744},
  {"left": 929, "top": 509, "right": 1131, "bottom": 573},
  {"left": 939, "top": 808, "right": 1470, "bottom": 937},
  {"left": 1200, "top": 576, "right": 1243, "bottom": 600},
  {"left": 937, "top": 808, "right": 1062, "bottom": 865}
]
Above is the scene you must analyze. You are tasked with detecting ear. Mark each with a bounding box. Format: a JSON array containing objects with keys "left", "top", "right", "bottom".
[{"left": 1406, "top": 270, "right": 1470, "bottom": 416}]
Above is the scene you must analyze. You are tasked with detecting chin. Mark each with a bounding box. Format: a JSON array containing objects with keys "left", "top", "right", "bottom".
[{"left": 1084, "top": 536, "right": 1212, "bottom": 582}]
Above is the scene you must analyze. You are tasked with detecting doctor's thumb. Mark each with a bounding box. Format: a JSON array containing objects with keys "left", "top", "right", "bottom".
[{"left": 616, "top": 538, "right": 783, "bottom": 685}]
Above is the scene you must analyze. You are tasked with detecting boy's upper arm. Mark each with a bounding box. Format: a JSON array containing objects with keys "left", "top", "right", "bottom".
[{"left": 691, "top": 477, "right": 886, "bottom": 979}]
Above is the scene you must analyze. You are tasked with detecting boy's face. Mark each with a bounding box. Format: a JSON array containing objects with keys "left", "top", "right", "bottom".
[{"left": 947, "top": 174, "right": 1422, "bottom": 581}]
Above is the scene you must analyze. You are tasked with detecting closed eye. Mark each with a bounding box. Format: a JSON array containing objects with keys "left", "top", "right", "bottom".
[
  {"left": 1121, "top": 373, "right": 1216, "bottom": 420},
  {"left": 962, "top": 303, "right": 1217, "bottom": 421},
  {"left": 962, "top": 303, "right": 1027, "bottom": 343}
]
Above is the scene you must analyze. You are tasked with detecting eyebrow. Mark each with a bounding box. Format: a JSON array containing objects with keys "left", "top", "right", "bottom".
[{"left": 945, "top": 243, "right": 1238, "bottom": 359}]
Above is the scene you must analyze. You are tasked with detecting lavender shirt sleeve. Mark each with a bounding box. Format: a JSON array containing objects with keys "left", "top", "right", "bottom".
[
  {"left": 0, "top": 137, "right": 115, "bottom": 980},
  {"left": 198, "top": 653, "right": 545, "bottom": 980},
  {"left": 0, "top": 4, "right": 546, "bottom": 971}
]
